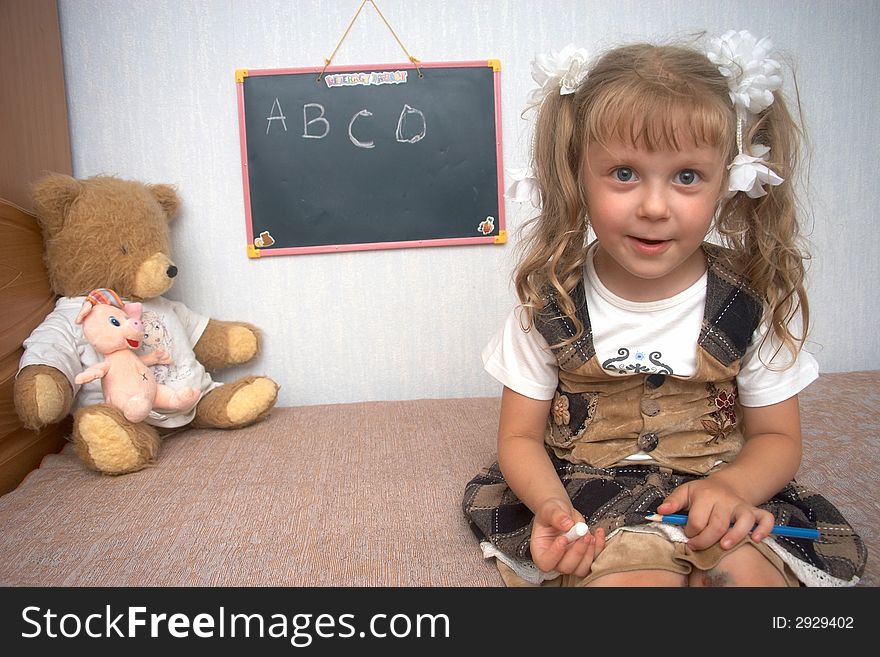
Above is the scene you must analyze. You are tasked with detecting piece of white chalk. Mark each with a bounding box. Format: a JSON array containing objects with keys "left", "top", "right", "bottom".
[{"left": 563, "top": 521, "right": 589, "bottom": 543}]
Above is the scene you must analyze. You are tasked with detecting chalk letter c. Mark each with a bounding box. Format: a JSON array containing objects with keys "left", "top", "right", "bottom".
[{"left": 348, "top": 109, "right": 375, "bottom": 149}]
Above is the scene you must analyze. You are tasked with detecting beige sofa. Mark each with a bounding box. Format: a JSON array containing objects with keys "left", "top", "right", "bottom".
[{"left": 0, "top": 198, "right": 874, "bottom": 586}]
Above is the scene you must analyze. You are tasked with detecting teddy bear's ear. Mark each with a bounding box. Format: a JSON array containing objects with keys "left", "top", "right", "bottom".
[
  {"left": 148, "top": 184, "right": 181, "bottom": 222},
  {"left": 31, "top": 173, "right": 84, "bottom": 238}
]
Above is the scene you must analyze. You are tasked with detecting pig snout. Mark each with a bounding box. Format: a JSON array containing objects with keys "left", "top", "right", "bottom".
[{"left": 123, "top": 318, "right": 143, "bottom": 349}]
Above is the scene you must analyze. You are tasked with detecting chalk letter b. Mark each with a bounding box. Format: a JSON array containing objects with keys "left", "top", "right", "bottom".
[{"left": 303, "top": 103, "right": 330, "bottom": 139}]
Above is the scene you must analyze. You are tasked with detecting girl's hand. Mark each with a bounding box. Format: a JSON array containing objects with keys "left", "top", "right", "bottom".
[
  {"left": 657, "top": 479, "right": 775, "bottom": 550},
  {"left": 530, "top": 498, "right": 606, "bottom": 576}
]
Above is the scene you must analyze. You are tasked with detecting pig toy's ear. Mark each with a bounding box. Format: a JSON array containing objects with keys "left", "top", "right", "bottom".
[
  {"left": 123, "top": 302, "right": 143, "bottom": 321},
  {"left": 75, "top": 300, "right": 94, "bottom": 325}
]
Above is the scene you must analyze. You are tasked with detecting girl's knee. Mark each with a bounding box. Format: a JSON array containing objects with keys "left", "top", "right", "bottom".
[{"left": 689, "top": 545, "right": 787, "bottom": 587}]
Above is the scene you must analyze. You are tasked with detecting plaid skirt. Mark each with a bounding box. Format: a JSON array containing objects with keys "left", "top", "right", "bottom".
[{"left": 462, "top": 457, "right": 867, "bottom": 586}]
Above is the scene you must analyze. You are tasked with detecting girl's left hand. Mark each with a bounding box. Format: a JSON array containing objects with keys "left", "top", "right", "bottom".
[{"left": 656, "top": 479, "right": 776, "bottom": 550}]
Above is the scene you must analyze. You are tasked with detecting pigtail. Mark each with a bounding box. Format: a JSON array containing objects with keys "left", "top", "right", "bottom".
[
  {"left": 716, "top": 90, "right": 811, "bottom": 362},
  {"left": 514, "top": 90, "right": 588, "bottom": 339}
]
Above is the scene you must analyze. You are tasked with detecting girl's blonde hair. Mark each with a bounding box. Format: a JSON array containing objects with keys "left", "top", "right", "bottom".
[{"left": 515, "top": 41, "right": 809, "bottom": 359}]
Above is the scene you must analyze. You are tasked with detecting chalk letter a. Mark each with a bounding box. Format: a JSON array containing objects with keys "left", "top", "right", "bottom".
[{"left": 266, "top": 98, "right": 287, "bottom": 134}]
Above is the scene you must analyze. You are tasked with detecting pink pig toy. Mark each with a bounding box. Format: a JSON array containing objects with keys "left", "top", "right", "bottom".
[{"left": 73, "top": 288, "right": 200, "bottom": 423}]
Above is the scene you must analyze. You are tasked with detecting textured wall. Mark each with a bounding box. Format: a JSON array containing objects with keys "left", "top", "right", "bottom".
[{"left": 57, "top": 0, "right": 880, "bottom": 406}]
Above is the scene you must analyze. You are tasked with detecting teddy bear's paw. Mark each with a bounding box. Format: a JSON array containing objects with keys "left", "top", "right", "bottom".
[
  {"left": 192, "top": 376, "right": 278, "bottom": 429},
  {"left": 34, "top": 372, "right": 70, "bottom": 424},
  {"left": 193, "top": 320, "right": 262, "bottom": 371},
  {"left": 226, "top": 325, "right": 259, "bottom": 364},
  {"left": 14, "top": 365, "right": 73, "bottom": 429},
  {"left": 73, "top": 406, "right": 160, "bottom": 475},
  {"left": 226, "top": 377, "right": 278, "bottom": 425}
]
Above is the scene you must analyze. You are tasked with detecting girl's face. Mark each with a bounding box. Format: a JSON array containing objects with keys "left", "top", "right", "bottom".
[{"left": 583, "top": 137, "right": 726, "bottom": 302}]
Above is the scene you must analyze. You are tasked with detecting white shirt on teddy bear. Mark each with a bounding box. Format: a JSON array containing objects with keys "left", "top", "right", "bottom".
[{"left": 18, "top": 296, "right": 219, "bottom": 428}]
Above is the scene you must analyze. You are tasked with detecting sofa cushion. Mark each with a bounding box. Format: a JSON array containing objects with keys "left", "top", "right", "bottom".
[
  {"left": 0, "top": 398, "right": 503, "bottom": 586},
  {"left": 0, "top": 371, "right": 875, "bottom": 586}
]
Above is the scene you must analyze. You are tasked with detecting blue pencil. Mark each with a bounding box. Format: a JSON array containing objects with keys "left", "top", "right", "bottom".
[{"left": 645, "top": 513, "right": 820, "bottom": 540}]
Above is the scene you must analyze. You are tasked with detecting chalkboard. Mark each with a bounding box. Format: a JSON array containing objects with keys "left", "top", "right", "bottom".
[{"left": 235, "top": 61, "right": 505, "bottom": 256}]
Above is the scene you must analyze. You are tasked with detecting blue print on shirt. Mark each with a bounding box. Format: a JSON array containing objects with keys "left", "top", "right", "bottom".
[{"left": 602, "top": 348, "right": 673, "bottom": 375}]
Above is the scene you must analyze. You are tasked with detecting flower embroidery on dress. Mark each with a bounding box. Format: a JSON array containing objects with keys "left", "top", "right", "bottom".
[
  {"left": 547, "top": 391, "right": 599, "bottom": 448},
  {"left": 551, "top": 392, "right": 571, "bottom": 425},
  {"left": 702, "top": 383, "right": 739, "bottom": 444}
]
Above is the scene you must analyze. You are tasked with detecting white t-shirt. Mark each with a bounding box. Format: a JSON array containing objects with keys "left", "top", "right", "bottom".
[
  {"left": 19, "top": 295, "right": 220, "bottom": 428},
  {"left": 483, "top": 246, "right": 818, "bottom": 407}
]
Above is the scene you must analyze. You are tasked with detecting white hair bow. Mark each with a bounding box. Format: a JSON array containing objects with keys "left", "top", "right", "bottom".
[
  {"left": 527, "top": 44, "right": 591, "bottom": 107},
  {"left": 504, "top": 167, "right": 542, "bottom": 208},
  {"left": 707, "top": 30, "right": 785, "bottom": 197}
]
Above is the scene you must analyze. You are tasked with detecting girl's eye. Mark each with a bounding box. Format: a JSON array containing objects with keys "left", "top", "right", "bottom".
[
  {"left": 613, "top": 167, "right": 635, "bottom": 182},
  {"left": 676, "top": 170, "right": 701, "bottom": 185},
  {"left": 109, "top": 316, "right": 121, "bottom": 327}
]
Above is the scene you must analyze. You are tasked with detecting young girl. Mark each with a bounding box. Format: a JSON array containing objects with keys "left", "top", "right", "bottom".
[{"left": 463, "top": 31, "right": 866, "bottom": 586}]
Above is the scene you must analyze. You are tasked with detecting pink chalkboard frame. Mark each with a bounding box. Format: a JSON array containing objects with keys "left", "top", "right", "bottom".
[{"left": 236, "top": 59, "right": 505, "bottom": 257}]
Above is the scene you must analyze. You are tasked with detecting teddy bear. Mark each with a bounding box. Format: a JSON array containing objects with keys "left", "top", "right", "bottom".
[{"left": 13, "top": 173, "right": 279, "bottom": 475}]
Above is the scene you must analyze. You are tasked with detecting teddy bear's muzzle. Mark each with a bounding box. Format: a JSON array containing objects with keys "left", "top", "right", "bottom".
[{"left": 132, "top": 253, "right": 178, "bottom": 299}]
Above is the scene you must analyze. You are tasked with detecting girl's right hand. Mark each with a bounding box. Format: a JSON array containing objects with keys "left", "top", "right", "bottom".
[{"left": 530, "top": 498, "right": 606, "bottom": 576}]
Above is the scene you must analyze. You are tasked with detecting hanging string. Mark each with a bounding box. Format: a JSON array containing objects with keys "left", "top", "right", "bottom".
[{"left": 317, "top": 0, "right": 422, "bottom": 82}]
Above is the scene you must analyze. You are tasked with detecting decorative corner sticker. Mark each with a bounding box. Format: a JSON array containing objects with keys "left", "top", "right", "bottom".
[
  {"left": 477, "top": 216, "right": 495, "bottom": 236},
  {"left": 254, "top": 231, "right": 275, "bottom": 248}
]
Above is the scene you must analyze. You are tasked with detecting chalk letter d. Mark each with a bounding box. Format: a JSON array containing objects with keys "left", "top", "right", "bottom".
[{"left": 396, "top": 104, "right": 426, "bottom": 144}]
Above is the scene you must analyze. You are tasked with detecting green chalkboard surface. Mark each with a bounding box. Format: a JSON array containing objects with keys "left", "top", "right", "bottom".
[{"left": 236, "top": 61, "right": 505, "bottom": 257}]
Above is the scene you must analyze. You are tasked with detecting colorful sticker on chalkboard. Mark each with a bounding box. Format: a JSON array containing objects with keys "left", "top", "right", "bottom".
[
  {"left": 254, "top": 231, "right": 275, "bottom": 248},
  {"left": 477, "top": 216, "right": 495, "bottom": 236},
  {"left": 323, "top": 70, "right": 408, "bottom": 88}
]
